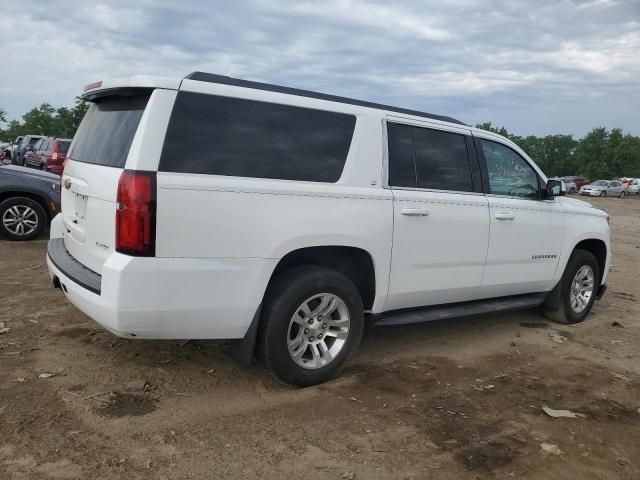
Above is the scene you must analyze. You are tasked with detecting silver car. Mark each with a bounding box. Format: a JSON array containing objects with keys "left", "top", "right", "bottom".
[
  {"left": 629, "top": 178, "right": 640, "bottom": 195},
  {"left": 560, "top": 178, "right": 577, "bottom": 194},
  {"left": 580, "top": 180, "right": 626, "bottom": 198}
]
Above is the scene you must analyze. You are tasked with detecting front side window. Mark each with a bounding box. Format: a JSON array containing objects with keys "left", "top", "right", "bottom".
[
  {"left": 387, "top": 123, "right": 473, "bottom": 192},
  {"left": 159, "top": 92, "right": 356, "bottom": 183},
  {"left": 480, "top": 139, "right": 539, "bottom": 199}
]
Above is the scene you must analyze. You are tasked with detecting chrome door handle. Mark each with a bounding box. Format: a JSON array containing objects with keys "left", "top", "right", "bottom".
[
  {"left": 401, "top": 208, "right": 430, "bottom": 216},
  {"left": 495, "top": 212, "right": 515, "bottom": 220}
]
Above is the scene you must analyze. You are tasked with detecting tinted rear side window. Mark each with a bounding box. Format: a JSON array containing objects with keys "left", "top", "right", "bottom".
[
  {"left": 69, "top": 94, "right": 149, "bottom": 168},
  {"left": 411, "top": 127, "right": 472, "bottom": 192},
  {"left": 387, "top": 123, "right": 473, "bottom": 192},
  {"left": 387, "top": 123, "right": 416, "bottom": 187},
  {"left": 159, "top": 92, "right": 356, "bottom": 182}
]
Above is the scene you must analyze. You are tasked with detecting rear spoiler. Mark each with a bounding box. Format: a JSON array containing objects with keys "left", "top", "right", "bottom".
[{"left": 81, "top": 75, "right": 181, "bottom": 101}]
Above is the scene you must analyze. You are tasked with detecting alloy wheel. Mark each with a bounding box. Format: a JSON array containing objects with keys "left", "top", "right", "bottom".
[
  {"left": 287, "top": 293, "right": 350, "bottom": 369},
  {"left": 2, "top": 205, "right": 38, "bottom": 236},
  {"left": 569, "top": 265, "right": 594, "bottom": 314}
]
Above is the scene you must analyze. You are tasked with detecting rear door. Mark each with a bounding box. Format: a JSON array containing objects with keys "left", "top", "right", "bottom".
[
  {"left": 25, "top": 139, "right": 40, "bottom": 167},
  {"left": 385, "top": 120, "right": 490, "bottom": 310},
  {"left": 607, "top": 181, "right": 622, "bottom": 196},
  {"left": 38, "top": 139, "right": 51, "bottom": 168},
  {"left": 61, "top": 93, "right": 150, "bottom": 273}
]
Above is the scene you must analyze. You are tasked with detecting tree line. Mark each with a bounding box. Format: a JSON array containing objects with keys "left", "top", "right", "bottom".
[
  {"left": 475, "top": 122, "right": 640, "bottom": 179},
  {"left": 0, "top": 100, "right": 89, "bottom": 142},
  {"left": 1, "top": 101, "right": 638, "bottom": 179}
]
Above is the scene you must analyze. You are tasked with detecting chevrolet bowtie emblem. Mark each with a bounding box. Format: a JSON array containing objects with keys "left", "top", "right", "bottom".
[{"left": 63, "top": 178, "right": 72, "bottom": 190}]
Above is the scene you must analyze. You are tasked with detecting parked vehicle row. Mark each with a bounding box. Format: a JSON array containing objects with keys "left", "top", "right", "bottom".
[
  {"left": 45, "top": 72, "right": 610, "bottom": 386},
  {"left": 24, "top": 137, "right": 71, "bottom": 174},
  {"left": 3, "top": 136, "right": 70, "bottom": 174}
]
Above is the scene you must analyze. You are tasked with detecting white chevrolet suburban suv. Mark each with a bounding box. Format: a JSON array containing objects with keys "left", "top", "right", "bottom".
[{"left": 47, "top": 72, "right": 610, "bottom": 386}]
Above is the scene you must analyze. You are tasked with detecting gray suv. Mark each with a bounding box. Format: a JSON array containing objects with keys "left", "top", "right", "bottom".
[{"left": 0, "top": 165, "right": 61, "bottom": 240}]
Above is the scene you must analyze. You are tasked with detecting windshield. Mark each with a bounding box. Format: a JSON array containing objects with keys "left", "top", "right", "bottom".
[
  {"left": 68, "top": 93, "right": 150, "bottom": 168},
  {"left": 591, "top": 181, "right": 607, "bottom": 186}
]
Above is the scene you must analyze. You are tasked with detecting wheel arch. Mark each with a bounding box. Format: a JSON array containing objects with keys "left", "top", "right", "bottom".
[
  {"left": 268, "top": 245, "right": 376, "bottom": 311},
  {"left": 573, "top": 238, "right": 607, "bottom": 279},
  {"left": 543, "top": 237, "right": 608, "bottom": 314},
  {"left": 230, "top": 245, "right": 377, "bottom": 369}
]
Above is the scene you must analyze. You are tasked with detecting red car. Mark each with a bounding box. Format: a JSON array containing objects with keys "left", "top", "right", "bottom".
[{"left": 24, "top": 137, "right": 71, "bottom": 175}]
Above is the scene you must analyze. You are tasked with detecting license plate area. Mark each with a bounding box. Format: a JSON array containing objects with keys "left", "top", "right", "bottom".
[{"left": 74, "top": 193, "right": 88, "bottom": 224}]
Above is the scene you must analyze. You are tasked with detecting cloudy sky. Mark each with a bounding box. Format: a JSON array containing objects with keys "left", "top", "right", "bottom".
[{"left": 1, "top": 0, "right": 638, "bottom": 136}]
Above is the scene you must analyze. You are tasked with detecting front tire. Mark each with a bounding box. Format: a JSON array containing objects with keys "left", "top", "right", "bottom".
[
  {"left": 259, "top": 266, "right": 364, "bottom": 387},
  {"left": 620, "top": 191, "right": 626, "bottom": 199},
  {"left": 0, "top": 197, "right": 46, "bottom": 241},
  {"left": 600, "top": 191, "right": 606, "bottom": 197},
  {"left": 543, "top": 249, "right": 600, "bottom": 324}
]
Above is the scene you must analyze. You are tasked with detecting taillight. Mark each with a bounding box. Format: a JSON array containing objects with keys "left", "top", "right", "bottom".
[
  {"left": 115, "top": 170, "right": 156, "bottom": 256},
  {"left": 51, "top": 152, "right": 58, "bottom": 161}
]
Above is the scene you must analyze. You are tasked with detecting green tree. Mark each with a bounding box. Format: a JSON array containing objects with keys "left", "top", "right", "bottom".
[
  {"left": 475, "top": 123, "right": 639, "bottom": 180},
  {"left": 0, "top": 98, "right": 89, "bottom": 141}
]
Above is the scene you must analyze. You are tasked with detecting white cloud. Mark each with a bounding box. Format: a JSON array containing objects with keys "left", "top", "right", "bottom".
[{"left": 0, "top": 0, "right": 638, "bottom": 137}]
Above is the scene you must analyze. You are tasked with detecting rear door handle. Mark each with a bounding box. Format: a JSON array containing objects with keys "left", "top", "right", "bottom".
[
  {"left": 401, "top": 208, "right": 430, "bottom": 217},
  {"left": 495, "top": 212, "right": 515, "bottom": 220}
]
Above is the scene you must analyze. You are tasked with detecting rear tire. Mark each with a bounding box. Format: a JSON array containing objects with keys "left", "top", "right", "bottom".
[
  {"left": 259, "top": 266, "right": 364, "bottom": 387},
  {"left": 0, "top": 197, "right": 47, "bottom": 241},
  {"left": 543, "top": 249, "right": 600, "bottom": 324},
  {"left": 569, "top": 187, "right": 576, "bottom": 194}
]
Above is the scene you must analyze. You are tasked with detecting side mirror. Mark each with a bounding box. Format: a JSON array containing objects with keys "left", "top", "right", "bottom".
[{"left": 545, "top": 179, "right": 564, "bottom": 198}]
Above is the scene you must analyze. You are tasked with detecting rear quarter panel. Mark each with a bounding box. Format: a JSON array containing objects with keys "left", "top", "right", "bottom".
[
  {"left": 156, "top": 176, "right": 393, "bottom": 312},
  {"left": 155, "top": 112, "right": 393, "bottom": 313}
]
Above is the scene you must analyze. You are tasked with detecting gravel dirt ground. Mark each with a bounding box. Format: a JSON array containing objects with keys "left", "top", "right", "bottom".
[{"left": 1, "top": 196, "right": 639, "bottom": 480}]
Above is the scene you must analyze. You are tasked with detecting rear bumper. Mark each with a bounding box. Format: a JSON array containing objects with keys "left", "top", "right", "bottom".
[{"left": 46, "top": 238, "right": 277, "bottom": 340}]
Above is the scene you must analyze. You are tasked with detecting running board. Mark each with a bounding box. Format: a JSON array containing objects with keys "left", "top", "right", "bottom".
[{"left": 374, "top": 293, "right": 547, "bottom": 327}]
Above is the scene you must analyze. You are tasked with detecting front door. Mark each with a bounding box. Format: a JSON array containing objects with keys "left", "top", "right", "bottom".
[
  {"left": 475, "top": 137, "right": 564, "bottom": 297},
  {"left": 384, "top": 121, "right": 490, "bottom": 311}
]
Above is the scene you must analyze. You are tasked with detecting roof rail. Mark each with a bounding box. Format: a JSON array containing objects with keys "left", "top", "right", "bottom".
[{"left": 184, "top": 72, "right": 466, "bottom": 126}]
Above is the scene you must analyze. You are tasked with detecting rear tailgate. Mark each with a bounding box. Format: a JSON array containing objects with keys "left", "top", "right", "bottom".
[{"left": 61, "top": 93, "right": 150, "bottom": 274}]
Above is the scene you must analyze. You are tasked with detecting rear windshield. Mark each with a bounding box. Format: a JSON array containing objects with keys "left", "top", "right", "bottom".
[
  {"left": 57, "top": 141, "right": 71, "bottom": 153},
  {"left": 68, "top": 93, "right": 150, "bottom": 168}
]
